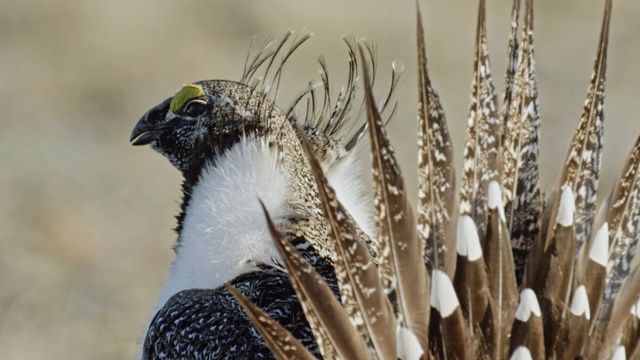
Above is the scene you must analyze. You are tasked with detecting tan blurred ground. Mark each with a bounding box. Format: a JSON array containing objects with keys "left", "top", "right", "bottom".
[{"left": 0, "top": 1, "right": 638, "bottom": 359}]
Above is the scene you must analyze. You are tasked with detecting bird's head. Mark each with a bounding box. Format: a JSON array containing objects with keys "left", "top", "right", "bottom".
[{"left": 130, "top": 80, "right": 282, "bottom": 176}]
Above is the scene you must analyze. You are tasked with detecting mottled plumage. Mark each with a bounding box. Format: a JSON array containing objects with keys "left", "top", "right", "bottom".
[
  {"left": 132, "top": 0, "right": 640, "bottom": 358},
  {"left": 415, "top": 2, "right": 456, "bottom": 279},
  {"left": 131, "top": 33, "right": 405, "bottom": 359},
  {"left": 459, "top": 0, "right": 502, "bottom": 243},
  {"left": 228, "top": 0, "right": 640, "bottom": 359},
  {"left": 502, "top": 0, "right": 542, "bottom": 285}
]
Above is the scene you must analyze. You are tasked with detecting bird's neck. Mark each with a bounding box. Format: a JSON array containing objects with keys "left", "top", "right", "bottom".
[
  {"left": 157, "top": 126, "right": 374, "bottom": 310},
  {"left": 156, "top": 137, "right": 291, "bottom": 309}
]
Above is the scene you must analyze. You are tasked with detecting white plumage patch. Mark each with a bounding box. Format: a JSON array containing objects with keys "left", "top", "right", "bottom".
[
  {"left": 396, "top": 325, "right": 424, "bottom": 360},
  {"left": 611, "top": 346, "right": 626, "bottom": 360},
  {"left": 324, "top": 153, "right": 375, "bottom": 237},
  {"left": 156, "top": 138, "right": 290, "bottom": 309},
  {"left": 510, "top": 346, "right": 533, "bottom": 360},
  {"left": 456, "top": 215, "right": 483, "bottom": 261},
  {"left": 515, "top": 288, "right": 542, "bottom": 322},
  {"left": 430, "top": 270, "right": 459, "bottom": 317},
  {"left": 570, "top": 285, "right": 591, "bottom": 320},
  {"left": 589, "top": 222, "right": 609, "bottom": 266},
  {"left": 556, "top": 186, "right": 575, "bottom": 227},
  {"left": 154, "top": 138, "right": 373, "bottom": 311}
]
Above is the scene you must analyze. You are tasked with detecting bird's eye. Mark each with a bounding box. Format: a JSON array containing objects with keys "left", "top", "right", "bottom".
[{"left": 183, "top": 100, "right": 208, "bottom": 117}]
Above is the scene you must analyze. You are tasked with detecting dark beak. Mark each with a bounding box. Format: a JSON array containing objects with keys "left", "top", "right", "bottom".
[
  {"left": 130, "top": 117, "right": 160, "bottom": 146},
  {"left": 130, "top": 100, "right": 172, "bottom": 146}
]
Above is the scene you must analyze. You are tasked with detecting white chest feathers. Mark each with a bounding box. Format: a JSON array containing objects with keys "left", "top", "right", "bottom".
[
  {"left": 155, "top": 139, "right": 289, "bottom": 309},
  {"left": 155, "top": 138, "right": 373, "bottom": 310}
]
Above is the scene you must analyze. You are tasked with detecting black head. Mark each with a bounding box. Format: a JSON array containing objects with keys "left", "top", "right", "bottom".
[{"left": 130, "top": 80, "right": 280, "bottom": 178}]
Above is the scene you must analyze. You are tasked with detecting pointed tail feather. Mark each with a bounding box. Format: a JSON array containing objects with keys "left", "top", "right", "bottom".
[
  {"left": 459, "top": 0, "right": 502, "bottom": 241},
  {"left": 260, "top": 202, "right": 371, "bottom": 359},
  {"left": 594, "top": 264, "right": 640, "bottom": 358},
  {"left": 453, "top": 215, "right": 490, "bottom": 337},
  {"left": 431, "top": 270, "right": 468, "bottom": 359},
  {"left": 416, "top": 2, "right": 457, "bottom": 279},
  {"left": 620, "top": 301, "right": 640, "bottom": 358},
  {"left": 559, "top": 284, "right": 591, "bottom": 358},
  {"left": 549, "top": 0, "right": 611, "bottom": 254},
  {"left": 603, "top": 136, "right": 640, "bottom": 310},
  {"left": 590, "top": 136, "right": 640, "bottom": 341},
  {"left": 359, "top": 44, "right": 431, "bottom": 355},
  {"left": 575, "top": 198, "right": 609, "bottom": 323},
  {"left": 295, "top": 124, "right": 398, "bottom": 359},
  {"left": 538, "top": 186, "right": 577, "bottom": 356},
  {"left": 500, "top": 0, "right": 542, "bottom": 285},
  {"left": 509, "top": 289, "right": 544, "bottom": 359},
  {"left": 484, "top": 181, "right": 518, "bottom": 358},
  {"left": 501, "top": 0, "right": 521, "bottom": 138},
  {"left": 227, "top": 2, "right": 638, "bottom": 360}
]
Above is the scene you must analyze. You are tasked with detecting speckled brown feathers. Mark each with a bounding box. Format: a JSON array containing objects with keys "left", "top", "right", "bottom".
[
  {"left": 361, "top": 45, "right": 431, "bottom": 356},
  {"left": 416, "top": 1, "right": 456, "bottom": 280},
  {"left": 459, "top": 0, "right": 502, "bottom": 242},
  {"left": 602, "top": 135, "right": 640, "bottom": 313},
  {"left": 548, "top": 0, "right": 611, "bottom": 255},
  {"left": 588, "top": 135, "right": 640, "bottom": 356},
  {"left": 258, "top": 202, "right": 370, "bottom": 360},
  {"left": 226, "top": 0, "right": 640, "bottom": 359},
  {"left": 297, "top": 123, "right": 396, "bottom": 359}
]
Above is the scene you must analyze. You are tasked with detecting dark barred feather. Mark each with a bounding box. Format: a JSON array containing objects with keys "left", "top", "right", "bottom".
[
  {"left": 603, "top": 136, "right": 640, "bottom": 309},
  {"left": 500, "top": 0, "right": 520, "bottom": 133},
  {"left": 502, "top": 0, "right": 542, "bottom": 286},
  {"left": 596, "top": 264, "right": 640, "bottom": 358},
  {"left": 459, "top": 0, "right": 502, "bottom": 242},
  {"left": 228, "top": 0, "right": 640, "bottom": 359}
]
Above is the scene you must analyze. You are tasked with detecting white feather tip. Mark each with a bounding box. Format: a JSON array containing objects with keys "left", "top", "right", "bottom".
[
  {"left": 589, "top": 222, "right": 609, "bottom": 266},
  {"left": 631, "top": 298, "right": 640, "bottom": 319},
  {"left": 456, "top": 215, "right": 483, "bottom": 261},
  {"left": 570, "top": 285, "right": 591, "bottom": 320},
  {"left": 556, "top": 186, "right": 575, "bottom": 227},
  {"left": 487, "top": 181, "right": 505, "bottom": 221},
  {"left": 611, "top": 346, "right": 626, "bottom": 360},
  {"left": 430, "top": 270, "right": 459, "bottom": 317},
  {"left": 515, "top": 288, "right": 542, "bottom": 322},
  {"left": 510, "top": 346, "right": 533, "bottom": 360},
  {"left": 396, "top": 326, "right": 424, "bottom": 360}
]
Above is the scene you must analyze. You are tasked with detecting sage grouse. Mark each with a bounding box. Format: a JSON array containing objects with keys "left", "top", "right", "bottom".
[
  {"left": 130, "top": 29, "right": 391, "bottom": 357},
  {"left": 132, "top": 0, "right": 640, "bottom": 359}
]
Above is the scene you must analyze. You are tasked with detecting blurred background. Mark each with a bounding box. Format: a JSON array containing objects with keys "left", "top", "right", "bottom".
[{"left": 1, "top": 0, "right": 638, "bottom": 358}]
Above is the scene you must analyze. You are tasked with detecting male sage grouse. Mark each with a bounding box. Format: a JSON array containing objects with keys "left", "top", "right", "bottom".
[{"left": 132, "top": 0, "right": 639, "bottom": 359}]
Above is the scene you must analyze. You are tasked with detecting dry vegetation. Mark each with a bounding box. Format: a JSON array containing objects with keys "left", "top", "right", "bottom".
[{"left": 1, "top": 1, "right": 638, "bottom": 359}]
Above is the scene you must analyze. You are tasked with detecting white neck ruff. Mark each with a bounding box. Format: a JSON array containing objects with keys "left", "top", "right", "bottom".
[{"left": 154, "top": 138, "right": 373, "bottom": 310}]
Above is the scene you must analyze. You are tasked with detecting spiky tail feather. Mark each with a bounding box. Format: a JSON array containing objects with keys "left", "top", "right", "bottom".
[{"left": 228, "top": 0, "right": 640, "bottom": 359}]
